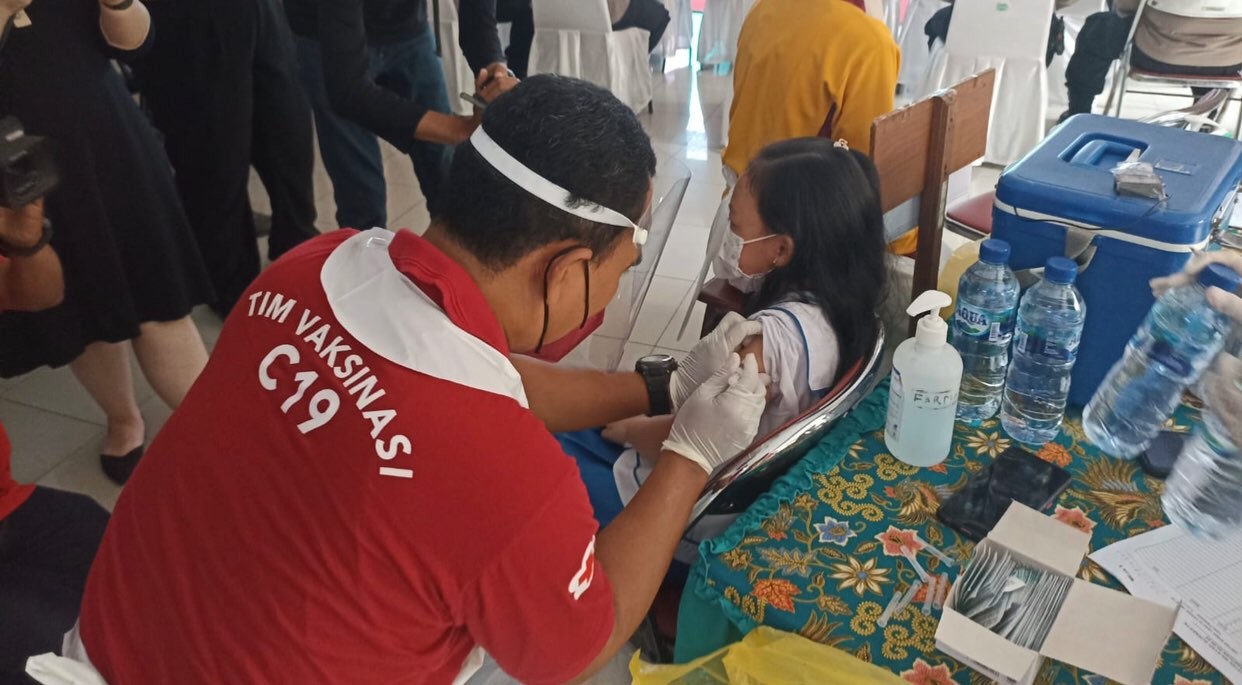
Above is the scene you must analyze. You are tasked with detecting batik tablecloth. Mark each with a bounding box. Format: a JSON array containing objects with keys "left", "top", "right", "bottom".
[{"left": 678, "top": 382, "right": 1230, "bottom": 685}]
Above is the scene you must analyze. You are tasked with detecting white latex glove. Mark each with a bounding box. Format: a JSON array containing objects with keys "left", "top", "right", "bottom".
[
  {"left": 1151, "top": 251, "right": 1242, "bottom": 323},
  {"left": 663, "top": 353, "right": 768, "bottom": 474},
  {"left": 1204, "top": 353, "right": 1242, "bottom": 448},
  {"left": 671, "top": 312, "right": 763, "bottom": 409}
]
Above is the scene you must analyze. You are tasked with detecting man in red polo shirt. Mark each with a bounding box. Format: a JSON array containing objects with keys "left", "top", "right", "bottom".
[{"left": 62, "top": 75, "right": 766, "bottom": 684}]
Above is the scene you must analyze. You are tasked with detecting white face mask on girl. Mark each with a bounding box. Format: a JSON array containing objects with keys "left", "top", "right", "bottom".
[{"left": 712, "top": 230, "right": 778, "bottom": 293}]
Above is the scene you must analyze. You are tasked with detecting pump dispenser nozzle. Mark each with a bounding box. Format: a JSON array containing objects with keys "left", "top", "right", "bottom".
[{"left": 907, "top": 290, "right": 952, "bottom": 348}]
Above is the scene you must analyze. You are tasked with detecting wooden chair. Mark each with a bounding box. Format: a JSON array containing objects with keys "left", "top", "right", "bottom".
[
  {"left": 874, "top": 68, "right": 995, "bottom": 312},
  {"left": 696, "top": 69, "right": 996, "bottom": 338}
]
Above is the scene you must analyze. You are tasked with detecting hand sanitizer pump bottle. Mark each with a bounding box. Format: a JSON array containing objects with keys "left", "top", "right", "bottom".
[{"left": 886, "top": 291, "right": 964, "bottom": 467}]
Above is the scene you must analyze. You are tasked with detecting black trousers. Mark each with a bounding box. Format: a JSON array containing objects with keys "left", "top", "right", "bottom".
[
  {"left": 0, "top": 488, "right": 109, "bottom": 683},
  {"left": 134, "top": 0, "right": 318, "bottom": 317},
  {"left": 497, "top": 0, "right": 669, "bottom": 79},
  {"left": 1064, "top": 11, "right": 1242, "bottom": 115}
]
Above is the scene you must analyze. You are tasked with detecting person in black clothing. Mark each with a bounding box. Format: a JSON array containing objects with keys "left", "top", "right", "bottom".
[
  {"left": 497, "top": 0, "right": 670, "bottom": 79},
  {"left": 133, "top": 0, "right": 319, "bottom": 318},
  {"left": 285, "top": 0, "right": 516, "bottom": 229}
]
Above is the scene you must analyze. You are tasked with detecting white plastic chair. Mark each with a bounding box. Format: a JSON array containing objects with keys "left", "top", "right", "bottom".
[
  {"left": 895, "top": 0, "right": 949, "bottom": 97},
  {"left": 432, "top": 0, "right": 480, "bottom": 116},
  {"left": 528, "top": 0, "right": 654, "bottom": 113},
  {"left": 697, "top": 0, "right": 757, "bottom": 68},
  {"left": 919, "top": 0, "right": 1056, "bottom": 164},
  {"left": 658, "top": 0, "right": 692, "bottom": 58},
  {"left": 1103, "top": 0, "right": 1242, "bottom": 136}
]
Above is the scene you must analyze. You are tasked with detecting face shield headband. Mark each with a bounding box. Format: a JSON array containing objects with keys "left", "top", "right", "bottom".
[{"left": 468, "top": 126, "right": 641, "bottom": 353}]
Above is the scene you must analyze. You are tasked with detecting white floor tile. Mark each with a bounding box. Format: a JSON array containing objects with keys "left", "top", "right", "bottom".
[
  {"left": 6, "top": 366, "right": 107, "bottom": 425},
  {"left": 617, "top": 342, "right": 656, "bottom": 371},
  {"left": 629, "top": 277, "right": 694, "bottom": 346},
  {"left": 655, "top": 222, "right": 710, "bottom": 281},
  {"left": 655, "top": 289, "right": 708, "bottom": 352},
  {"left": 1, "top": 400, "right": 103, "bottom": 483},
  {"left": 393, "top": 201, "right": 433, "bottom": 235},
  {"left": 382, "top": 153, "right": 421, "bottom": 189},
  {"left": 651, "top": 346, "right": 690, "bottom": 362},
  {"left": 676, "top": 180, "right": 727, "bottom": 229},
  {"left": 248, "top": 168, "right": 272, "bottom": 216},
  {"left": 36, "top": 440, "right": 123, "bottom": 512},
  {"left": 190, "top": 304, "right": 225, "bottom": 346}
]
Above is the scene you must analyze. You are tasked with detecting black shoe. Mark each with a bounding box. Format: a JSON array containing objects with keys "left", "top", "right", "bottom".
[{"left": 101, "top": 446, "right": 144, "bottom": 486}]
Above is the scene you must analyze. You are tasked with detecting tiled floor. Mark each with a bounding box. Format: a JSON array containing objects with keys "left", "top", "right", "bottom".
[{"left": 4, "top": 19, "right": 1208, "bottom": 684}]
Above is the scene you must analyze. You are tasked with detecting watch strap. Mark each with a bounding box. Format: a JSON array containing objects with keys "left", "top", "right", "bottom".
[
  {"left": 641, "top": 369, "right": 673, "bottom": 416},
  {"left": 0, "top": 218, "right": 51, "bottom": 258}
]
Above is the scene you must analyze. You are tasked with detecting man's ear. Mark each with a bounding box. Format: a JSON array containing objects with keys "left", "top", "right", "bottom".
[
  {"left": 542, "top": 244, "right": 594, "bottom": 307},
  {"left": 773, "top": 234, "right": 796, "bottom": 268}
]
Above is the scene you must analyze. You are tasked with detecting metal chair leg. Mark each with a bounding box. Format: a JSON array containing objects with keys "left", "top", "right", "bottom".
[
  {"left": 1114, "top": 67, "right": 1131, "bottom": 117},
  {"left": 1103, "top": 62, "right": 1121, "bottom": 115},
  {"left": 1235, "top": 89, "right": 1242, "bottom": 139}
]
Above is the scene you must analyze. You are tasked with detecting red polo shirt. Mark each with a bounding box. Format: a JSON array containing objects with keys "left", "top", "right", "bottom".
[
  {"left": 80, "top": 230, "right": 614, "bottom": 684},
  {"left": 0, "top": 424, "right": 35, "bottom": 521}
]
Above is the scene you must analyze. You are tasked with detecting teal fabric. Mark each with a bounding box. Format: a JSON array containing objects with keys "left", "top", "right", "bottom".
[
  {"left": 675, "top": 382, "right": 889, "bottom": 663},
  {"left": 678, "top": 382, "right": 1228, "bottom": 684}
]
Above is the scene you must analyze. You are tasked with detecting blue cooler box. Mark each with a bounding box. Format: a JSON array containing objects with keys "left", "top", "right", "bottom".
[{"left": 992, "top": 114, "right": 1242, "bottom": 406}]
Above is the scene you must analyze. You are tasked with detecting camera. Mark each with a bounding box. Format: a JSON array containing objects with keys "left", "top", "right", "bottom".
[{"left": 0, "top": 117, "right": 59, "bottom": 209}]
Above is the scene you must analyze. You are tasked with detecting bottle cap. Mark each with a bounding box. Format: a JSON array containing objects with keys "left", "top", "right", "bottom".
[
  {"left": 1044, "top": 257, "right": 1078, "bottom": 285},
  {"left": 1197, "top": 262, "right": 1242, "bottom": 294},
  {"left": 978, "top": 239, "right": 1011, "bottom": 265},
  {"left": 907, "top": 290, "right": 952, "bottom": 348}
]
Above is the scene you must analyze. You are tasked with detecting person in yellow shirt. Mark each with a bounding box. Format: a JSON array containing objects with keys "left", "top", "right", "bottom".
[
  {"left": 724, "top": 0, "right": 899, "bottom": 174},
  {"left": 719, "top": 0, "right": 915, "bottom": 256}
]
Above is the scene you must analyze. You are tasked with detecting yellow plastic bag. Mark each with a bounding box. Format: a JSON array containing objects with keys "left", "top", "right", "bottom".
[
  {"left": 937, "top": 238, "right": 985, "bottom": 321},
  {"left": 629, "top": 627, "right": 906, "bottom": 685}
]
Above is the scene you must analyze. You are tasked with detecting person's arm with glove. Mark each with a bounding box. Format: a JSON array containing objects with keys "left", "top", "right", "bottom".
[
  {"left": 569, "top": 353, "right": 767, "bottom": 683},
  {"left": 1152, "top": 250, "right": 1242, "bottom": 446},
  {"left": 513, "top": 311, "right": 762, "bottom": 432}
]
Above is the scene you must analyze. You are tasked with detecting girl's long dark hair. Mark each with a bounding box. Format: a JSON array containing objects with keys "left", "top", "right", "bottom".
[{"left": 744, "top": 138, "right": 889, "bottom": 373}]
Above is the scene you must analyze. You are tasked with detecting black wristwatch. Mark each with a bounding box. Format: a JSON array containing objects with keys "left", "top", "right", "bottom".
[{"left": 636, "top": 354, "right": 678, "bottom": 417}]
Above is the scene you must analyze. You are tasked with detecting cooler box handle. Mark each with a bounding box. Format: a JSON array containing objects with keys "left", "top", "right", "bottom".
[{"left": 1061, "top": 135, "right": 1148, "bottom": 169}]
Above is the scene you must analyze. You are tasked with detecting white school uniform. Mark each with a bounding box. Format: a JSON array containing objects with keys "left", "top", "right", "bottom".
[{"left": 614, "top": 299, "right": 840, "bottom": 504}]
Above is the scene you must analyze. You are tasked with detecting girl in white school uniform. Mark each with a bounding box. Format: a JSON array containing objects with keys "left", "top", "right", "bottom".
[{"left": 558, "top": 138, "right": 890, "bottom": 524}]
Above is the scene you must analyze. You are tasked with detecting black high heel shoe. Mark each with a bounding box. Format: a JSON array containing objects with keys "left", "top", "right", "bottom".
[{"left": 100, "top": 446, "right": 144, "bottom": 486}]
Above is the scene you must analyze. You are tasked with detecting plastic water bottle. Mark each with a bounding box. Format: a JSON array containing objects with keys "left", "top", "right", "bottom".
[
  {"left": 1083, "top": 264, "right": 1242, "bottom": 459},
  {"left": 951, "top": 239, "right": 1020, "bottom": 423},
  {"left": 1000, "top": 257, "right": 1086, "bottom": 445},
  {"left": 1163, "top": 409, "right": 1242, "bottom": 539}
]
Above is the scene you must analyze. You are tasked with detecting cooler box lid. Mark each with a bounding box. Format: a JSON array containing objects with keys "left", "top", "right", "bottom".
[{"left": 995, "top": 115, "right": 1242, "bottom": 247}]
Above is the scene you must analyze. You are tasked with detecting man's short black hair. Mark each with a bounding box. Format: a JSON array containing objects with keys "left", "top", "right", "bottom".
[{"left": 440, "top": 75, "right": 657, "bottom": 270}]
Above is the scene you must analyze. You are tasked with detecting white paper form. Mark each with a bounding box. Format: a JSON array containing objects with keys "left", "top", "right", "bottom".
[{"left": 1090, "top": 525, "right": 1242, "bottom": 684}]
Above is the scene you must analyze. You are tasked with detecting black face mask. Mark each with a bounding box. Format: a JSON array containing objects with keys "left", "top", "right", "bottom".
[{"left": 534, "top": 247, "right": 591, "bottom": 354}]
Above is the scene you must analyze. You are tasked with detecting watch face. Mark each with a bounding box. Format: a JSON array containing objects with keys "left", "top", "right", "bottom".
[{"left": 637, "top": 354, "right": 678, "bottom": 373}]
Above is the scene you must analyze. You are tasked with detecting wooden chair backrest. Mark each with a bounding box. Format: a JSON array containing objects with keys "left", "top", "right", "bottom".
[{"left": 869, "top": 69, "right": 995, "bottom": 329}]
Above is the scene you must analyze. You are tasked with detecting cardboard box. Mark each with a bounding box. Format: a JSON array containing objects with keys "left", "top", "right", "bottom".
[{"left": 934, "top": 503, "right": 1178, "bottom": 685}]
